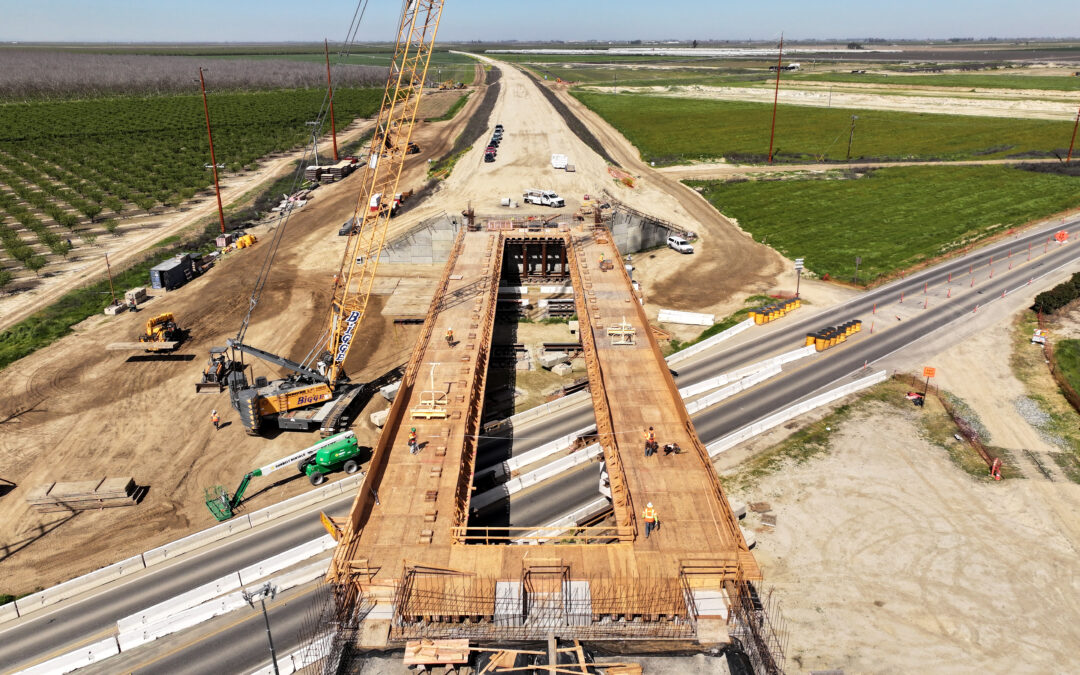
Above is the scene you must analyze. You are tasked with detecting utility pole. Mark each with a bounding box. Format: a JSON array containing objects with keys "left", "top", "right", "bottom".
[
  {"left": 853, "top": 255, "right": 861, "bottom": 285},
  {"left": 614, "top": 72, "right": 617, "bottom": 95},
  {"left": 1067, "top": 105, "right": 1079, "bottom": 164},
  {"left": 198, "top": 68, "right": 226, "bottom": 235},
  {"left": 324, "top": 39, "right": 339, "bottom": 161},
  {"left": 105, "top": 251, "right": 116, "bottom": 305},
  {"left": 767, "top": 33, "right": 784, "bottom": 164},
  {"left": 846, "top": 115, "right": 859, "bottom": 162},
  {"left": 243, "top": 583, "right": 280, "bottom": 675},
  {"left": 306, "top": 121, "right": 321, "bottom": 168}
]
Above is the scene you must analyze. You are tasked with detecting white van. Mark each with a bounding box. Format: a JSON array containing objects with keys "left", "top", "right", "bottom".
[
  {"left": 667, "top": 236, "right": 694, "bottom": 254},
  {"left": 523, "top": 189, "right": 565, "bottom": 208}
]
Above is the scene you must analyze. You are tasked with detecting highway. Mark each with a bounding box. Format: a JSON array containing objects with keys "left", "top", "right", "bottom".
[{"left": 4, "top": 216, "right": 1078, "bottom": 674}]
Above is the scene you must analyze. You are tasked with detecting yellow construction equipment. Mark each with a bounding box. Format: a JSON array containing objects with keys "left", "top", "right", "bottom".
[
  {"left": 235, "top": 233, "right": 257, "bottom": 249},
  {"left": 109, "top": 312, "right": 183, "bottom": 353},
  {"left": 223, "top": 0, "right": 445, "bottom": 436}
]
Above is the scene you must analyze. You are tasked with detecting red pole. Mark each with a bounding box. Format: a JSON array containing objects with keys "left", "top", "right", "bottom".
[
  {"left": 1067, "top": 105, "right": 1080, "bottom": 164},
  {"left": 767, "top": 34, "right": 784, "bottom": 164},
  {"left": 199, "top": 68, "right": 226, "bottom": 235},
  {"left": 325, "top": 39, "right": 339, "bottom": 162}
]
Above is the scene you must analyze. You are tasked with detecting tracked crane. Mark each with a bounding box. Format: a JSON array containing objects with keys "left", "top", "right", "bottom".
[{"left": 225, "top": 0, "right": 446, "bottom": 435}]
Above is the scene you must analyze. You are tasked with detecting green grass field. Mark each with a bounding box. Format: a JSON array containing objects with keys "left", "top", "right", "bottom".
[
  {"left": 689, "top": 166, "right": 1080, "bottom": 283},
  {"left": 575, "top": 92, "right": 1075, "bottom": 165},
  {"left": 1054, "top": 339, "right": 1080, "bottom": 394}
]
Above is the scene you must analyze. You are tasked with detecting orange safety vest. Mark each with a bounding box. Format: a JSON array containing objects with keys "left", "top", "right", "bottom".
[
  {"left": 642, "top": 507, "right": 656, "bottom": 522},
  {"left": 409, "top": 431, "right": 417, "bottom": 443},
  {"left": 645, "top": 430, "right": 655, "bottom": 442},
  {"left": 211, "top": 413, "right": 219, "bottom": 423}
]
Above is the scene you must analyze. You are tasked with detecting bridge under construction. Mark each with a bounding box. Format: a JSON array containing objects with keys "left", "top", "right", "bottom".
[{"left": 317, "top": 218, "right": 770, "bottom": 657}]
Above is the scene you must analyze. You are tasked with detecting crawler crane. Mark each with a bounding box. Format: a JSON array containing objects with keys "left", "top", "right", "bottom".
[{"left": 222, "top": 0, "right": 445, "bottom": 436}]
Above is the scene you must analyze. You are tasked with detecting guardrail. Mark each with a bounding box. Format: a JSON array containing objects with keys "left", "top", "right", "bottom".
[
  {"left": 685, "top": 363, "right": 783, "bottom": 415},
  {"left": 706, "top": 370, "right": 888, "bottom": 457},
  {"left": 3, "top": 474, "right": 363, "bottom": 626},
  {"left": 19, "top": 637, "right": 120, "bottom": 675}
]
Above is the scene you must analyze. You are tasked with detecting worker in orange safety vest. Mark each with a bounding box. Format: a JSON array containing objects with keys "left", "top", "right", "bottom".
[
  {"left": 642, "top": 502, "right": 659, "bottom": 538},
  {"left": 211, "top": 409, "right": 220, "bottom": 430},
  {"left": 446, "top": 328, "right": 454, "bottom": 346},
  {"left": 644, "top": 427, "right": 657, "bottom": 457}
]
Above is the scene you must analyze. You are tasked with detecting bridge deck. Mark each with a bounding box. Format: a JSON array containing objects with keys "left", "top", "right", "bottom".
[{"left": 332, "top": 224, "right": 756, "bottom": 624}]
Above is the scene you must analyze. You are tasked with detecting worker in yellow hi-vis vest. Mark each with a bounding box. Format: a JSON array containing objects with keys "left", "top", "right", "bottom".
[{"left": 642, "top": 502, "right": 659, "bottom": 538}]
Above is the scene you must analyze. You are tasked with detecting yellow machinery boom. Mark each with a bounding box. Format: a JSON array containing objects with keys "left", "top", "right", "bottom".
[{"left": 322, "top": 0, "right": 445, "bottom": 384}]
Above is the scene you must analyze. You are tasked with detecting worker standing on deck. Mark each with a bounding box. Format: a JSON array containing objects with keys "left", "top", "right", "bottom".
[
  {"left": 644, "top": 427, "right": 657, "bottom": 457},
  {"left": 643, "top": 502, "right": 658, "bottom": 538},
  {"left": 409, "top": 427, "right": 419, "bottom": 454},
  {"left": 211, "top": 409, "right": 220, "bottom": 430},
  {"left": 446, "top": 328, "right": 454, "bottom": 346}
]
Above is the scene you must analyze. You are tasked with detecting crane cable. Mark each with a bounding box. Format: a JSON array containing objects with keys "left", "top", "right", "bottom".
[{"left": 234, "top": 0, "right": 373, "bottom": 346}]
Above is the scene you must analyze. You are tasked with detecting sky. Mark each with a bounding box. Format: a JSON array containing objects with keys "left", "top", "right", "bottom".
[{"left": 0, "top": 0, "right": 1076, "bottom": 43}]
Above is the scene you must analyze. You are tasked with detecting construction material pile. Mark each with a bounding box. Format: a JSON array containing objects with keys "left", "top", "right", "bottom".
[{"left": 26, "top": 477, "right": 141, "bottom": 513}]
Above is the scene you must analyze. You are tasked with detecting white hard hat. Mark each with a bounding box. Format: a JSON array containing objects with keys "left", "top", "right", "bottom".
[
  {"left": 647, "top": 502, "right": 653, "bottom": 508},
  {"left": 212, "top": 409, "right": 217, "bottom": 414}
]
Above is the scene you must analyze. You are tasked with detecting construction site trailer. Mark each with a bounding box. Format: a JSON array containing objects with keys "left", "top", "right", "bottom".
[{"left": 149, "top": 255, "right": 192, "bottom": 291}]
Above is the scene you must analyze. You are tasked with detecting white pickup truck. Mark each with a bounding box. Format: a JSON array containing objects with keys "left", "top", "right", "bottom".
[{"left": 523, "top": 189, "right": 565, "bottom": 208}]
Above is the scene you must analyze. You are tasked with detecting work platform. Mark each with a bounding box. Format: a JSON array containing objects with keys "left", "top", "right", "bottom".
[{"left": 328, "top": 223, "right": 758, "bottom": 645}]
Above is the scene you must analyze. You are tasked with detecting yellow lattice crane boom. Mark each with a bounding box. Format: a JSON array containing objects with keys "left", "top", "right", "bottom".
[
  {"left": 324, "top": 0, "right": 445, "bottom": 384},
  {"left": 224, "top": 0, "right": 445, "bottom": 436}
]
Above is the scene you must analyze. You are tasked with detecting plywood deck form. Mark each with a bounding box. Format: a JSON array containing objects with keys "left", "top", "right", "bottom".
[{"left": 330, "top": 225, "right": 757, "bottom": 642}]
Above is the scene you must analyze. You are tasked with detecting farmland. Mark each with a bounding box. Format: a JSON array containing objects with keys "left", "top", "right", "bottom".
[
  {"left": 574, "top": 92, "right": 1076, "bottom": 165},
  {"left": 0, "top": 87, "right": 380, "bottom": 285},
  {"left": 789, "top": 71, "right": 1080, "bottom": 91},
  {"left": 688, "top": 165, "right": 1080, "bottom": 283}
]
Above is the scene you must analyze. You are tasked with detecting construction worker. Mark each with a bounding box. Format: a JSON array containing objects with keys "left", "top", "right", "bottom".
[
  {"left": 211, "top": 409, "right": 220, "bottom": 430},
  {"left": 408, "top": 427, "right": 419, "bottom": 455},
  {"left": 642, "top": 502, "right": 658, "bottom": 539},
  {"left": 644, "top": 427, "right": 657, "bottom": 457},
  {"left": 663, "top": 442, "right": 681, "bottom": 456},
  {"left": 445, "top": 328, "right": 454, "bottom": 346}
]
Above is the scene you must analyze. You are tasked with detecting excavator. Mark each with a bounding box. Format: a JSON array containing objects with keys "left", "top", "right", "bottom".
[{"left": 220, "top": 0, "right": 445, "bottom": 436}]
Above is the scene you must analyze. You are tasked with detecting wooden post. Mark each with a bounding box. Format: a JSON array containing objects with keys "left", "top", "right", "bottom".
[{"left": 199, "top": 68, "right": 226, "bottom": 235}]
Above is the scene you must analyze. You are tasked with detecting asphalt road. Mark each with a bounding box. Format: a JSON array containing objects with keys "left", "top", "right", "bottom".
[{"left": 5, "top": 216, "right": 1078, "bottom": 673}]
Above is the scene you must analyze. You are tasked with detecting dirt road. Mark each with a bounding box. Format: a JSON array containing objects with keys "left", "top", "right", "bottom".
[
  {"left": 585, "top": 84, "right": 1080, "bottom": 121},
  {"left": 656, "top": 157, "right": 1061, "bottom": 181}
]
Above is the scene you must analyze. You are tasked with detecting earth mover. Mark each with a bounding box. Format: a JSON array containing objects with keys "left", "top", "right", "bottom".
[{"left": 204, "top": 431, "right": 362, "bottom": 521}]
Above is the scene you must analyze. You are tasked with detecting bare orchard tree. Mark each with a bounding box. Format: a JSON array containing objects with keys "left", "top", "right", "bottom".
[{"left": 0, "top": 51, "right": 388, "bottom": 100}]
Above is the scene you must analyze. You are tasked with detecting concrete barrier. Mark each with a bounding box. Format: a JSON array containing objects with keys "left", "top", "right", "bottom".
[
  {"left": 246, "top": 474, "right": 364, "bottom": 528},
  {"left": 118, "top": 592, "right": 247, "bottom": 651},
  {"left": 238, "top": 535, "right": 335, "bottom": 586},
  {"left": 514, "top": 497, "right": 610, "bottom": 544},
  {"left": 267, "top": 559, "right": 331, "bottom": 594},
  {"left": 685, "top": 364, "right": 782, "bottom": 415},
  {"left": 667, "top": 318, "right": 754, "bottom": 365},
  {"left": 142, "top": 515, "right": 253, "bottom": 568},
  {"left": 472, "top": 444, "right": 602, "bottom": 512},
  {"left": 540, "top": 285, "right": 572, "bottom": 294},
  {"left": 707, "top": 370, "right": 887, "bottom": 457},
  {"left": 482, "top": 389, "right": 590, "bottom": 431},
  {"left": 117, "top": 572, "right": 242, "bottom": 633},
  {"left": 0, "top": 600, "right": 18, "bottom": 623},
  {"left": 15, "top": 554, "right": 146, "bottom": 617},
  {"left": 19, "top": 637, "right": 120, "bottom": 675},
  {"left": 477, "top": 424, "right": 596, "bottom": 483},
  {"left": 658, "top": 309, "right": 714, "bottom": 326},
  {"left": 247, "top": 634, "right": 333, "bottom": 675},
  {"left": 679, "top": 344, "right": 814, "bottom": 398}
]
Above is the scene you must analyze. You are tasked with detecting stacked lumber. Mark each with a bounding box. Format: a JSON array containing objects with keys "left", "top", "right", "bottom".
[
  {"left": 26, "top": 477, "right": 140, "bottom": 513},
  {"left": 321, "top": 160, "right": 356, "bottom": 182},
  {"left": 304, "top": 165, "right": 323, "bottom": 182},
  {"left": 402, "top": 638, "right": 469, "bottom": 666}
]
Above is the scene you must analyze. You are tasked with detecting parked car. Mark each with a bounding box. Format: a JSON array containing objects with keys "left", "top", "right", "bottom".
[
  {"left": 484, "top": 152, "right": 496, "bottom": 163},
  {"left": 667, "top": 236, "right": 694, "bottom": 254}
]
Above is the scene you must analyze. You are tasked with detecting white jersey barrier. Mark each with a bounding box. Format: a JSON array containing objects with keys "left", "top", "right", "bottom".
[
  {"left": 685, "top": 363, "right": 782, "bottom": 415},
  {"left": 247, "top": 634, "right": 334, "bottom": 675},
  {"left": 476, "top": 424, "right": 596, "bottom": 483},
  {"left": 482, "top": 389, "right": 591, "bottom": 432},
  {"left": 666, "top": 318, "right": 754, "bottom": 365},
  {"left": 5, "top": 474, "right": 363, "bottom": 626},
  {"left": 707, "top": 370, "right": 888, "bottom": 457},
  {"left": 471, "top": 443, "right": 603, "bottom": 513},
  {"left": 678, "top": 344, "right": 814, "bottom": 398},
  {"left": 658, "top": 309, "right": 715, "bottom": 326},
  {"left": 18, "top": 637, "right": 121, "bottom": 675}
]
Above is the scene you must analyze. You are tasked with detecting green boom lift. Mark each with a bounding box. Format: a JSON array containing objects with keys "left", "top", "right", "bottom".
[{"left": 204, "top": 430, "right": 362, "bottom": 521}]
